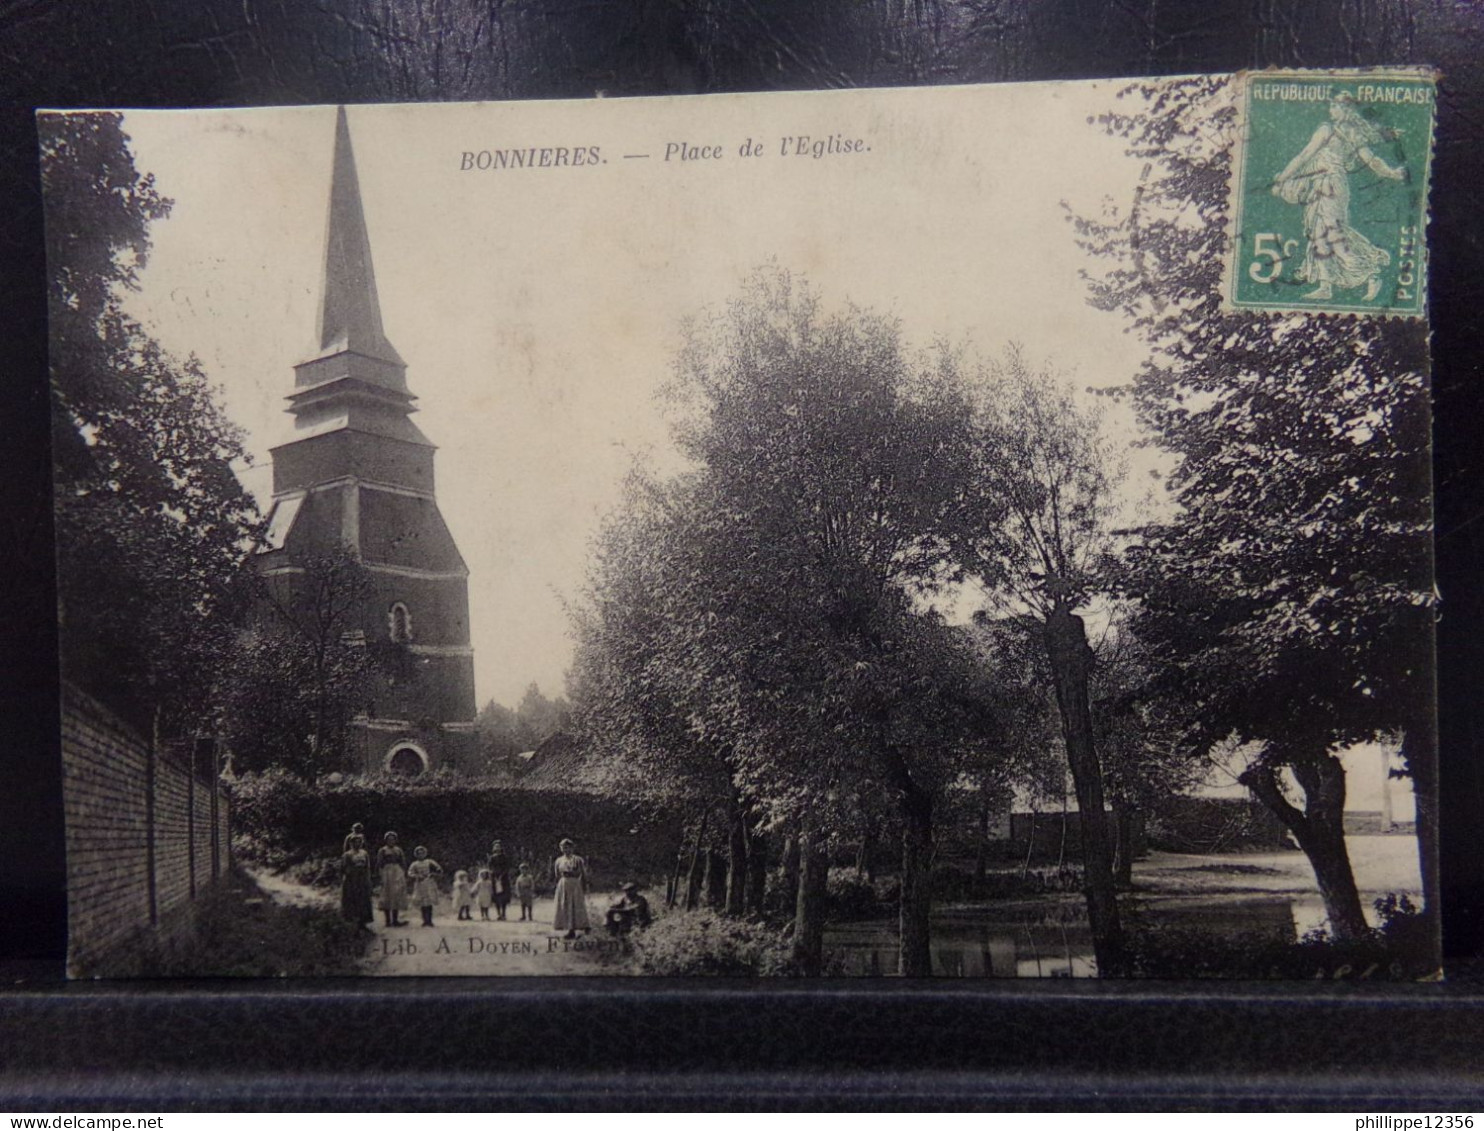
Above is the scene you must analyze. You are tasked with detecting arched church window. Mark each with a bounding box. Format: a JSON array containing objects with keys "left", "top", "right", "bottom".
[{"left": 388, "top": 602, "right": 412, "bottom": 644}]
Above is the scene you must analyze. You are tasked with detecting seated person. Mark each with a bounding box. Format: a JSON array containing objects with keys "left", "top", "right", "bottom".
[{"left": 604, "top": 881, "right": 652, "bottom": 936}]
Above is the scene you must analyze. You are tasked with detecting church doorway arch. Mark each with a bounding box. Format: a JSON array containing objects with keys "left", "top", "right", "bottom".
[{"left": 385, "top": 741, "right": 428, "bottom": 777}]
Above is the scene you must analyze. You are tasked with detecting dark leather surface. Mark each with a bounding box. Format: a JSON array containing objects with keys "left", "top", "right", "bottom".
[
  {"left": 2, "top": 0, "right": 1482, "bottom": 1109},
  {"left": 0, "top": 980, "right": 1482, "bottom": 1108}
]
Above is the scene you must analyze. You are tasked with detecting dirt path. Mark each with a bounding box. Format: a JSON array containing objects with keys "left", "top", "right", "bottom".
[
  {"left": 245, "top": 865, "right": 626, "bottom": 975},
  {"left": 243, "top": 864, "right": 335, "bottom": 909},
  {"left": 360, "top": 895, "right": 623, "bottom": 976}
]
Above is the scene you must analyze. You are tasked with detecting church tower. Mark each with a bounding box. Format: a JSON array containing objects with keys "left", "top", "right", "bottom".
[{"left": 256, "top": 106, "right": 477, "bottom": 776}]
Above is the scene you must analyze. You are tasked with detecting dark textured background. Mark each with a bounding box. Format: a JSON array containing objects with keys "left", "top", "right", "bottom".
[{"left": 2, "top": 0, "right": 1482, "bottom": 1109}]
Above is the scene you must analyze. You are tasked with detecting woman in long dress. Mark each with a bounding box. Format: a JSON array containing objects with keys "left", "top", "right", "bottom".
[
  {"left": 1271, "top": 93, "right": 1407, "bottom": 302},
  {"left": 551, "top": 837, "right": 591, "bottom": 939},
  {"left": 340, "top": 834, "right": 374, "bottom": 926},
  {"left": 377, "top": 831, "right": 408, "bottom": 927}
]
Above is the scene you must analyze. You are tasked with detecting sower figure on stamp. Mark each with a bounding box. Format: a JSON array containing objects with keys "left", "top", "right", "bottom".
[{"left": 1272, "top": 92, "right": 1406, "bottom": 302}]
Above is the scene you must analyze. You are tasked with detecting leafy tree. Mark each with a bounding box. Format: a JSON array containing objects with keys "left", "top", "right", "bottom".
[
  {"left": 678, "top": 270, "right": 997, "bottom": 975},
  {"left": 220, "top": 622, "right": 331, "bottom": 780},
  {"left": 952, "top": 346, "right": 1133, "bottom": 974},
  {"left": 516, "top": 683, "right": 570, "bottom": 746},
  {"left": 960, "top": 614, "right": 1063, "bottom": 870},
  {"left": 223, "top": 547, "right": 373, "bottom": 782},
  {"left": 1073, "top": 78, "right": 1436, "bottom": 939},
  {"left": 1087, "top": 615, "right": 1206, "bottom": 886},
  {"left": 569, "top": 469, "right": 766, "bottom": 922},
  {"left": 475, "top": 683, "right": 573, "bottom": 769},
  {"left": 475, "top": 699, "right": 525, "bottom": 763},
  {"left": 42, "top": 112, "right": 260, "bottom": 733},
  {"left": 576, "top": 267, "right": 999, "bottom": 974}
]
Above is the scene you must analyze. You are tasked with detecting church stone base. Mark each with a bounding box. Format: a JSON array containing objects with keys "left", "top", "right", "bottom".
[{"left": 344, "top": 719, "right": 478, "bottom": 778}]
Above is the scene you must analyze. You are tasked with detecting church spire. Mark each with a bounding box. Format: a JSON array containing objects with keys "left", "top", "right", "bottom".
[
  {"left": 314, "top": 105, "right": 405, "bottom": 370},
  {"left": 284, "top": 106, "right": 428, "bottom": 445}
]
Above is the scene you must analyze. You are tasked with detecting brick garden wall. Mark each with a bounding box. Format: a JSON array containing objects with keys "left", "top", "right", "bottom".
[{"left": 61, "top": 684, "right": 231, "bottom": 975}]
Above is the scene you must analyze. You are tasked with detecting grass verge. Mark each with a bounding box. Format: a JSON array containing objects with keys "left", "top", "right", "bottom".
[{"left": 110, "top": 866, "right": 372, "bottom": 977}]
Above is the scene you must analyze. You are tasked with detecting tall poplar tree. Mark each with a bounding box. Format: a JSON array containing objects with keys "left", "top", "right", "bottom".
[
  {"left": 953, "top": 346, "right": 1132, "bottom": 974},
  {"left": 575, "top": 268, "right": 999, "bottom": 974}
]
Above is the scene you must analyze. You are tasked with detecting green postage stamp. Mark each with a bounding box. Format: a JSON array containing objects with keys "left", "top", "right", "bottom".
[{"left": 1226, "top": 68, "right": 1436, "bottom": 317}]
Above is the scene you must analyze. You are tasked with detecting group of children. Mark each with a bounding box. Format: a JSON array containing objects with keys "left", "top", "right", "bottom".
[
  {"left": 449, "top": 861, "right": 537, "bottom": 922},
  {"left": 347, "top": 824, "right": 537, "bottom": 929}
]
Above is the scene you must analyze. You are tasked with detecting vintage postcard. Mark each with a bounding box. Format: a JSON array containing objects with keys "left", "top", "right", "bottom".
[{"left": 42, "top": 73, "right": 1439, "bottom": 979}]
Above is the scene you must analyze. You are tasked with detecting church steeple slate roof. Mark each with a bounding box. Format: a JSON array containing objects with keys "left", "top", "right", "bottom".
[
  {"left": 284, "top": 106, "right": 430, "bottom": 448},
  {"left": 313, "top": 105, "right": 405, "bottom": 372}
]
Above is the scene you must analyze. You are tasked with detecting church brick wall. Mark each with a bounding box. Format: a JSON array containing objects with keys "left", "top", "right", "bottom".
[
  {"left": 61, "top": 685, "right": 232, "bottom": 975},
  {"left": 350, "top": 715, "right": 478, "bottom": 776},
  {"left": 367, "top": 656, "right": 476, "bottom": 729},
  {"left": 277, "top": 488, "right": 346, "bottom": 557},
  {"left": 361, "top": 573, "right": 471, "bottom": 646},
  {"left": 272, "top": 430, "right": 435, "bottom": 495},
  {"left": 356, "top": 490, "right": 464, "bottom": 571}
]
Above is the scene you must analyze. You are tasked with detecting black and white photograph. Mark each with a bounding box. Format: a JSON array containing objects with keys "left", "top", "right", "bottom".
[{"left": 43, "top": 74, "right": 1440, "bottom": 981}]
